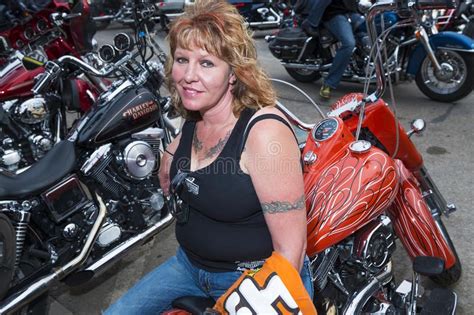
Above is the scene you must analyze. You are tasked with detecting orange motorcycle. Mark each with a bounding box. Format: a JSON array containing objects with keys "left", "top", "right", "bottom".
[{"left": 165, "top": 0, "right": 460, "bottom": 313}]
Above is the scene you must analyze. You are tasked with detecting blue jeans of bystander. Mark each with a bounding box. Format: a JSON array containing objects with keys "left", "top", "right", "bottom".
[
  {"left": 104, "top": 247, "right": 314, "bottom": 314},
  {"left": 323, "top": 14, "right": 356, "bottom": 89},
  {"left": 305, "top": 0, "right": 331, "bottom": 27}
]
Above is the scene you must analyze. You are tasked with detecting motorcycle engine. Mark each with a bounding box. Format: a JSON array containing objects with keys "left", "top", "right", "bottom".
[
  {"left": 122, "top": 141, "right": 156, "bottom": 179},
  {"left": 352, "top": 216, "right": 396, "bottom": 272},
  {"left": 15, "top": 97, "right": 48, "bottom": 124},
  {"left": 257, "top": 8, "right": 276, "bottom": 22},
  {"left": 0, "top": 98, "right": 54, "bottom": 170},
  {"left": 80, "top": 128, "right": 165, "bottom": 248}
]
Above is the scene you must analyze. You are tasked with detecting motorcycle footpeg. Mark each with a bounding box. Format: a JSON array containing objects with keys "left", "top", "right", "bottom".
[
  {"left": 420, "top": 288, "right": 457, "bottom": 315},
  {"left": 413, "top": 256, "right": 445, "bottom": 276}
]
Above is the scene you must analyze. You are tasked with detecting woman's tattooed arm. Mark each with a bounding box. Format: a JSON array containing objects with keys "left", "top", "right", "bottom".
[{"left": 261, "top": 195, "right": 305, "bottom": 214}]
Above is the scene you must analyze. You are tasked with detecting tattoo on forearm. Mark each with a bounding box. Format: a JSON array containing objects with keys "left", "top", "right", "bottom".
[{"left": 261, "top": 195, "right": 305, "bottom": 214}]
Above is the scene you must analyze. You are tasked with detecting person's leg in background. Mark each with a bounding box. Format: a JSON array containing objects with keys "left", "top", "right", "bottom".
[
  {"left": 300, "top": 0, "right": 331, "bottom": 36},
  {"left": 320, "top": 14, "right": 356, "bottom": 99}
]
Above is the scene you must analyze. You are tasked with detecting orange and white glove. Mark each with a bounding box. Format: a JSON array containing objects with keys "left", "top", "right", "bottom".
[{"left": 212, "top": 252, "right": 317, "bottom": 315}]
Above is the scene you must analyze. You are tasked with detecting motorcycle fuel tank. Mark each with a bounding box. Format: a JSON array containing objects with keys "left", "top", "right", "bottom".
[
  {"left": 0, "top": 59, "right": 43, "bottom": 101},
  {"left": 76, "top": 86, "right": 160, "bottom": 146},
  {"left": 303, "top": 117, "right": 399, "bottom": 257}
]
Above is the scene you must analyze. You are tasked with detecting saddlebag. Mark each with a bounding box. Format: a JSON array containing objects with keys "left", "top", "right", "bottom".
[{"left": 268, "top": 27, "right": 308, "bottom": 60}]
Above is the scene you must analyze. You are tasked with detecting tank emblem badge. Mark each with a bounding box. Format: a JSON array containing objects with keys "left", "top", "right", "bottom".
[{"left": 122, "top": 101, "right": 158, "bottom": 120}]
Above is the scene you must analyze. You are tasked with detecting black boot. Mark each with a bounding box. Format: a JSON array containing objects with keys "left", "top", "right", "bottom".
[{"left": 301, "top": 19, "right": 319, "bottom": 37}]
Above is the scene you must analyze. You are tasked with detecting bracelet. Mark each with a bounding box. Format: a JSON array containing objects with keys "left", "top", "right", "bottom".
[{"left": 164, "top": 148, "right": 174, "bottom": 156}]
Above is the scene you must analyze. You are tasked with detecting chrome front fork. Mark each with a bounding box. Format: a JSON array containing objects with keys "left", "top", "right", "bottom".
[
  {"left": 418, "top": 26, "right": 442, "bottom": 72},
  {"left": 414, "top": 166, "right": 457, "bottom": 217}
]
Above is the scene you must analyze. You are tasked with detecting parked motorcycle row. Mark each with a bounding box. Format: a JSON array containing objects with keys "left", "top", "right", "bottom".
[
  {"left": 0, "top": 0, "right": 179, "bottom": 313},
  {"left": 90, "top": 0, "right": 293, "bottom": 32},
  {"left": 0, "top": 0, "right": 469, "bottom": 314},
  {"left": 268, "top": 0, "right": 474, "bottom": 102}
]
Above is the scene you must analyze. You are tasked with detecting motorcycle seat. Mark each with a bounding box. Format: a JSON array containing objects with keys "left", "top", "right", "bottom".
[
  {"left": 0, "top": 140, "right": 76, "bottom": 199},
  {"left": 171, "top": 296, "right": 215, "bottom": 314}
]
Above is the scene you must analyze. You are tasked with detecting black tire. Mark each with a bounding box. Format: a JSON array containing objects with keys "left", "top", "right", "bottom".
[
  {"left": 415, "top": 50, "right": 474, "bottom": 102},
  {"left": 462, "top": 18, "right": 474, "bottom": 38},
  {"left": 429, "top": 217, "right": 462, "bottom": 286},
  {"left": 285, "top": 67, "right": 322, "bottom": 83}
]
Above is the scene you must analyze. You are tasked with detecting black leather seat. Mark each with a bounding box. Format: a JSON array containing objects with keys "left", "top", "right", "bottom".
[
  {"left": 0, "top": 140, "right": 77, "bottom": 199},
  {"left": 171, "top": 296, "right": 216, "bottom": 315}
]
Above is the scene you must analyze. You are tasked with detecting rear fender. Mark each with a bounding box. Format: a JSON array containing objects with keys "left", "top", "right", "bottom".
[{"left": 407, "top": 31, "right": 474, "bottom": 75}]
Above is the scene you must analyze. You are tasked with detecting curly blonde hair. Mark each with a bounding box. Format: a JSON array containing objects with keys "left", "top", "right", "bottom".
[{"left": 165, "top": 0, "right": 276, "bottom": 119}]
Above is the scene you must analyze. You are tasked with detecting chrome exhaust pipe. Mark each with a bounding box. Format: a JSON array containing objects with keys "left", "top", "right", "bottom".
[
  {"left": 281, "top": 62, "right": 330, "bottom": 71},
  {"left": 92, "top": 15, "right": 114, "bottom": 22},
  {"left": 343, "top": 261, "right": 393, "bottom": 315},
  {"left": 0, "top": 194, "right": 107, "bottom": 315},
  {"left": 84, "top": 213, "right": 174, "bottom": 277}
]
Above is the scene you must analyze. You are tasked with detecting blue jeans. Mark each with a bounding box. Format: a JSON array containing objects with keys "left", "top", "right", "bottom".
[
  {"left": 305, "top": 0, "right": 331, "bottom": 27},
  {"left": 104, "top": 247, "right": 314, "bottom": 314},
  {"left": 323, "top": 14, "right": 357, "bottom": 89}
]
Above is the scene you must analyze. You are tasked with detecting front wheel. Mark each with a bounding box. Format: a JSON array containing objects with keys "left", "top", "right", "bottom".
[
  {"left": 285, "top": 67, "right": 322, "bottom": 83},
  {"left": 415, "top": 50, "right": 474, "bottom": 102}
]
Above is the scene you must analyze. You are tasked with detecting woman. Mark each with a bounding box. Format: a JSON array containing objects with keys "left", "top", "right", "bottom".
[{"left": 105, "top": 0, "right": 311, "bottom": 313}]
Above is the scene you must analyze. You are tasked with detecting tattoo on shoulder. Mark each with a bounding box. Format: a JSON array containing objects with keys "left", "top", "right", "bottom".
[{"left": 261, "top": 195, "right": 305, "bottom": 214}]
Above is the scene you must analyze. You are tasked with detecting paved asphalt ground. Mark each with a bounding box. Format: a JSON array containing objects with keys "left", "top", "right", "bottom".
[{"left": 43, "top": 23, "right": 474, "bottom": 314}]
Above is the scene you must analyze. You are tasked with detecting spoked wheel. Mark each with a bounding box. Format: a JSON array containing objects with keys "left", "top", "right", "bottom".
[
  {"left": 415, "top": 50, "right": 474, "bottom": 102},
  {"left": 0, "top": 214, "right": 15, "bottom": 301},
  {"left": 0, "top": 215, "right": 49, "bottom": 314},
  {"left": 285, "top": 67, "right": 322, "bottom": 83}
]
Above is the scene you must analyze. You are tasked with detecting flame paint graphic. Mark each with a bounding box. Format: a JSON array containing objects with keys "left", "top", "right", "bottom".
[
  {"left": 305, "top": 148, "right": 398, "bottom": 255},
  {"left": 388, "top": 160, "right": 456, "bottom": 268}
]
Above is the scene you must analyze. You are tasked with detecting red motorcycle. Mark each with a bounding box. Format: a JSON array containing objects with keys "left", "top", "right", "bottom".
[
  {"left": 0, "top": 0, "right": 106, "bottom": 171},
  {"left": 164, "top": 0, "right": 460, "bottom": 314}
]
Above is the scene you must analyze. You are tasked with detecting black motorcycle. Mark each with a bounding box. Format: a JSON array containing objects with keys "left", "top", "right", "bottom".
[{"left": 0, "top": 18, "right": 179, "bottom": 314}]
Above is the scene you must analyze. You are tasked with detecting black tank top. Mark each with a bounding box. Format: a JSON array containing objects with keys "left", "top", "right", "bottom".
[{"left": 170, "top": 108, "right": 294, "bottom": 272}]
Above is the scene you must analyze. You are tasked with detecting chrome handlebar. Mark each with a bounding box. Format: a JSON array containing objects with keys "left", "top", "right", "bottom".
[{"left": 31, "top": 51, "right": 140, "bottom": 95}]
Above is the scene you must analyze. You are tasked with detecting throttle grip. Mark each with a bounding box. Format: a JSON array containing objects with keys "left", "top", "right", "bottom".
[{"left": 32, "top": 61, "right": 61, "bottom": 95}]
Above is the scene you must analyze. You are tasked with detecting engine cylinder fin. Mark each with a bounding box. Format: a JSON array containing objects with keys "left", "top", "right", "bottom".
[
  {"left": 311, "top": 247, "right": 339, "bottom": 292},
  {"left": 88, "top": 154, "right": 113, "bottom": 178},
  {"left": 93, "top": 172, "right": 123, "bottom": 197},
  {"left": 146, "top": 139, "right": 161, "bottom": 156}
]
